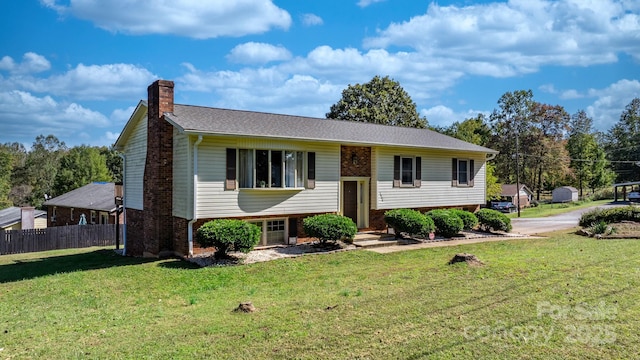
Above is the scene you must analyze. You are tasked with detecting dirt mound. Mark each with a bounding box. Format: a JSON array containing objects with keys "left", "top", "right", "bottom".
[{"left": 448, "top": 253, "right": 484, "bottom": 266}]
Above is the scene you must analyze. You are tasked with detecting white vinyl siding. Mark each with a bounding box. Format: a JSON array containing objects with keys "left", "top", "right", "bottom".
[
  {"left": 122, "top": 114, "right": 147, "bottom": 210},
  {"left": 373, "top": 147, "right": 486, "bottom": 210},
  {"left": 172, "top": 131, "right": 192, "bottom": 218},
  {"left": 195, "top": 137, "right": 340, "bottom": 219}
]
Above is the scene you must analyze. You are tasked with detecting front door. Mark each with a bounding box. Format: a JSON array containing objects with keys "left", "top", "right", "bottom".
[
  {"left": 343, "top": 181, "right": 358, "bottom": 225},
  {"left": 341, "top": 178, "right": 369, "bottom": 229}
]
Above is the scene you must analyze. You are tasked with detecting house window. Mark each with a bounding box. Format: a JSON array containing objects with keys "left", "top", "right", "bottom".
[
  {"left": 249, "top": 219, "right": 287, "bottom": 245},
  {"left": 458, "top": 160, "right": 469, "bottom": 185},
  {"left": 452, "top": 158, "right": 475, "bottom": 187},
  {"left": 401, "top": 157, "right": 414, "bottom": 185},
  {"left": 100, "top": 212, "right": 109, "bottom": 224},
  {"left": 70, "top": 208, "right": 74, "bottom": 221},
  {"left": 238, "top": 149, "right": 305, "bottom": 188},
  {"left": 51, "top": 207, "right": 57, "bottom": 222},
  {"left": 393, "top": 156, "right": 421, "bottom": 187},
  {"left": 90, "top": 210, "right": 96, "bottom": 224}
]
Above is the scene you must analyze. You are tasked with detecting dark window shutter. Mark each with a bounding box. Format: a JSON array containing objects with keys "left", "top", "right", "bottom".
[
  {"left": 451, "top": 158, "right": 458, "bottom": 187},
  {"left": 307, "top": 152, "right": 316, "bottom": 189},
  {"left": 414, "top": 157, "right": 422, "bottom": 187},
  {"left": 469, "top": 159, "right": 475, "bottom": 187},
  {"left": 393, "top": 155, "right": 400, "bottom": 187},
  {"left": 226, "top": 148, "right": 237, "bottom": 190}
]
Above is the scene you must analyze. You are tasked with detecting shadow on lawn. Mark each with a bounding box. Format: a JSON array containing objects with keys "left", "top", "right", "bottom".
[{"left": 0, "top": 249, "right": 159, "bottom": 283}]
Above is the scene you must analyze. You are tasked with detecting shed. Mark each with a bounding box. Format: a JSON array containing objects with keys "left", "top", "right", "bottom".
[{"left": 552, "top": 186, "right": 578, "bottom": 203}]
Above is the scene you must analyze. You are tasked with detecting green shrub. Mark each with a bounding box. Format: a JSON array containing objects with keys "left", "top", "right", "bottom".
[
  {"left": 589, "top": 221, "right": 616, "bottom": 236},
  {"left": 196, "top": 219, "right": 261, "bottom": 259},
  {"left": 303, "top": 214, "right": 357, "bottom": 244},
  {"left": 586, "top": 187, "right": 615, "bottom": 201},
  {"left": 426, "top": 209, "right": 464, "bottom": 238},
  {"left": 448, "top": 209, "right": 478, "bottom": 230},
  {"left": 476, "top": 208, "right": 512, "bottom": 232},
  {"left": 384, "top": 208, "right": 435, "bottom": 238},
  {"left": 579, "top": 206, "right": 640, "bottom": 227}
]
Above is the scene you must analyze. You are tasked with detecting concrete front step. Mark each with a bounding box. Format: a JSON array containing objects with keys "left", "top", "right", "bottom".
[{"left": 353, "top": 232, "right": 417, "bottom": 248}]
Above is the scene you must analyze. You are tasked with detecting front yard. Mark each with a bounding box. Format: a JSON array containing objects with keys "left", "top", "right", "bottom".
[{"left": 1, "top": 232, "right": 639, "bottom": 359}]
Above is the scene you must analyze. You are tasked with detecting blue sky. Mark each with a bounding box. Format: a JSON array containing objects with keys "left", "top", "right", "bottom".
[{"left": 1, "top": 0, "right": 639, "bottom": 148}]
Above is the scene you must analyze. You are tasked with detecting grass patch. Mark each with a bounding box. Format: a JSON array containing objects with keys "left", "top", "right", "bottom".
[
  {"left": 1, "top": 238, "right": 639, "bottom": 359},
  {"left": 508, "top": 199, "right": 612, "bottom": 218}
]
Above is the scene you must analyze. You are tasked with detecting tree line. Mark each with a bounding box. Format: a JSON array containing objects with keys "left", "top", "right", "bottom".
[{"left": 0, "top": 135, "right": 121, "bottom": 209}]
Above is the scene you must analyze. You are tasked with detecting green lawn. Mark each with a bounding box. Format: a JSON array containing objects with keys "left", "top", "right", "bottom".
[
  {"left": 507, "top": 199, "right": 612, "bottom": 218},
  {"left": 1, "top": 233, "right": 639, "bottom": 359}
]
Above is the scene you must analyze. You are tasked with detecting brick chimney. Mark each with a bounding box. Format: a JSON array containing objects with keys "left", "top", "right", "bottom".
[{"left": 142, "top": 80, "right": 175, "bottom": 257}]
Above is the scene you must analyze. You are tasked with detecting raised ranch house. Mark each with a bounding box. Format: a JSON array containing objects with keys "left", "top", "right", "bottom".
[{"left": 115, "top": 80, "right": 498, "bottom": 257}]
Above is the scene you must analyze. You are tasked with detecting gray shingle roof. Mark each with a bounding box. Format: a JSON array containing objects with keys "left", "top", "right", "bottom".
[
  {"left": 0, "top": 207, "right": 46, "bottom": 228},
  {"left": 43, "top": 182, "right": 116, "bottom": 212},
  {"left": 165, "top": 104, "right": 497, "bottom": 154}
]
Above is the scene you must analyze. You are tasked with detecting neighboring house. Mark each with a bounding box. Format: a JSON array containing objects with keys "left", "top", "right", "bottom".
[
  {"left": 0, "top": 207, "right": 47, "bottom": 230},
  {"left": 500, "top": 184, "right": 534, "bottom": 208},
  {"left": 115, "top": 80, "right": 498, "bottom": 257},
  {"left": 552, "top": 186, "right": 579, "bottom": 203},
  {"left": 43, "top": 182, "right": 122, "bottom": 227}
]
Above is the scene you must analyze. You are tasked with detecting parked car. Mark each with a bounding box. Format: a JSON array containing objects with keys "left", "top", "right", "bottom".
[
  {"left": 491, "top": 201, "right": 517, "bottom": 213},
  {"left": 629, "top": 192, "right": 640, "bottom": 202}
]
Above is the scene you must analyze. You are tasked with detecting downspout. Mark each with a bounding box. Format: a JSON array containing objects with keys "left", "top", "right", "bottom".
[
  {"left": 187, "top": 135, "right": 203, "bottom": 257},
  {"left": 486, "top": 152, "right": 497, "bottom": 161},
  {"left": 118, "top": 153, "right": 127, "bottom": 255}
]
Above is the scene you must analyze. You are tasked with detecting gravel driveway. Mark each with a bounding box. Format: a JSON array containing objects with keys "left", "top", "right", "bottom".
[{"left": 511, "top": 202, "right": 624, "bottom": 235}]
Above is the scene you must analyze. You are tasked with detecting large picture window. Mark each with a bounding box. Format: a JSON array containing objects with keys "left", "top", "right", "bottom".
[{"left": 238, "top": 149, "right": 305, "bottom": 188}]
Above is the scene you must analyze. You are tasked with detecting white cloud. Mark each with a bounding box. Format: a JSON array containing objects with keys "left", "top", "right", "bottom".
[
  {"left": 363, "top": 0, "right": 639, "bottom": 76},
  {"left": 227, "top": 42, "right": 292, "bottom": 64},
  {"left": 0, "top": 52, "right": 51, "bottom": 74},
  {"left": 585, "top": 79, "right": 640, "bottom": 130},
  {"left": 357, "top": 0, "right": 386, "bottom": 8},
  {"left": 41, "top": 0, "right": 291, "bottom": 39},
  {"left": 420, "top": 105, "right": 488, "bottom": 129},
  {"left": 0, "top": 90, "right": 109, "bottom": 142},
  {"left": 301, "top": 13, "right": 323, "bottom": 26},
  {"left": 1, "top": 56, "right": 156, "bottom": 100}
]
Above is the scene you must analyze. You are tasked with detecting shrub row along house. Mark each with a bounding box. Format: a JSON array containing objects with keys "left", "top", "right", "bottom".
[{"left": 115, "top": 80, "right": 498, "bottom": 257}]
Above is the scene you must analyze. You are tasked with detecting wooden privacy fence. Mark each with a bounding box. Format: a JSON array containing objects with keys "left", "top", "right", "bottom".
[{"left": 0, "top": 224, "right": 121, "bottom": 255}]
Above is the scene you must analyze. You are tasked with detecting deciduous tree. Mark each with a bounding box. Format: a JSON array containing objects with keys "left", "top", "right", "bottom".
[{"left": 327, "top": 75, "right": 427, "bottom": 128}]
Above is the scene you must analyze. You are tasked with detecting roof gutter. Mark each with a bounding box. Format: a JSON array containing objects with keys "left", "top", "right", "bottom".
[
  {"left": 118, "top": 153, "right": 127, "bottom": 255},
  {"left": 486, "top": 152, "right": 497, "bottom": 161},
  {"left": 187, "top": 134, "right": 203, "bottom": 257}
]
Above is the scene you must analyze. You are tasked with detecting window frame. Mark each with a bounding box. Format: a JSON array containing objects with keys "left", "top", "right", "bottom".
[
  {"left": 393, "top": 155, "right": 421, "bottom": 188},
  {"left": 235, "top": 149, "right": 309, "bottom": 190},
  {"left": 452, "top": 158, "right": 475, "bottom": 187}
]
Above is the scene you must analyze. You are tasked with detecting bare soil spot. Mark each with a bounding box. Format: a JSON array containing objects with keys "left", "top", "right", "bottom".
[{"left": 448, "top": 253, "right": 484, "bottom": 266}]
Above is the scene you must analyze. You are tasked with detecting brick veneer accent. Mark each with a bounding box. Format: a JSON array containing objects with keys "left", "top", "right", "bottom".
[
  {"left": 341, "top": 146, "right": 371, "bottom": 177},
  {"left": 140, "top": 80, "right": 175, "bottom": 257}
]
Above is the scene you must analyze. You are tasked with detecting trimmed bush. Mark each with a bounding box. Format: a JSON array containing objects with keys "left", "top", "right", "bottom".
[
  {"left": 196, "top": 219, "right": 261, "bottom": 258},
  {"left": 448, "top": 209, "right": 478, "bottom": 230},
  {"left": 384, "top": 208, "right": 435, "bottom": 238},
  {"left": 476, "top": 208, "right": 512, "bottom": 232},
  {"left": 303, "top": 214, "right": 357, "bottom": 244},
  {"left": 579, "top": 205, "right": 640, "bottom": 227},
  {"left": 426, "top": 209, "right": 464, "bottom": 238}
]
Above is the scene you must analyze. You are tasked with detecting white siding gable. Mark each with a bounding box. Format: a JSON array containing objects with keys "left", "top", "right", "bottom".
[{"left": 122, "top": 114, "right": 147, "bottom": 210}]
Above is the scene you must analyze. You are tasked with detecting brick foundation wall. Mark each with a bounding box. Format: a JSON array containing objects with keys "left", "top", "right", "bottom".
[
  {"left": 47, "top": 206, "right": 119, "bottom": 227},
  {"left": 125, "top": 208, "right": 145, "bottom": 256},
  {"left": 369, "top": 205, "right": 481, "bottom": 230},
  {"left": 190, "top": 212, "right": 329, "bottom": 253}
]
